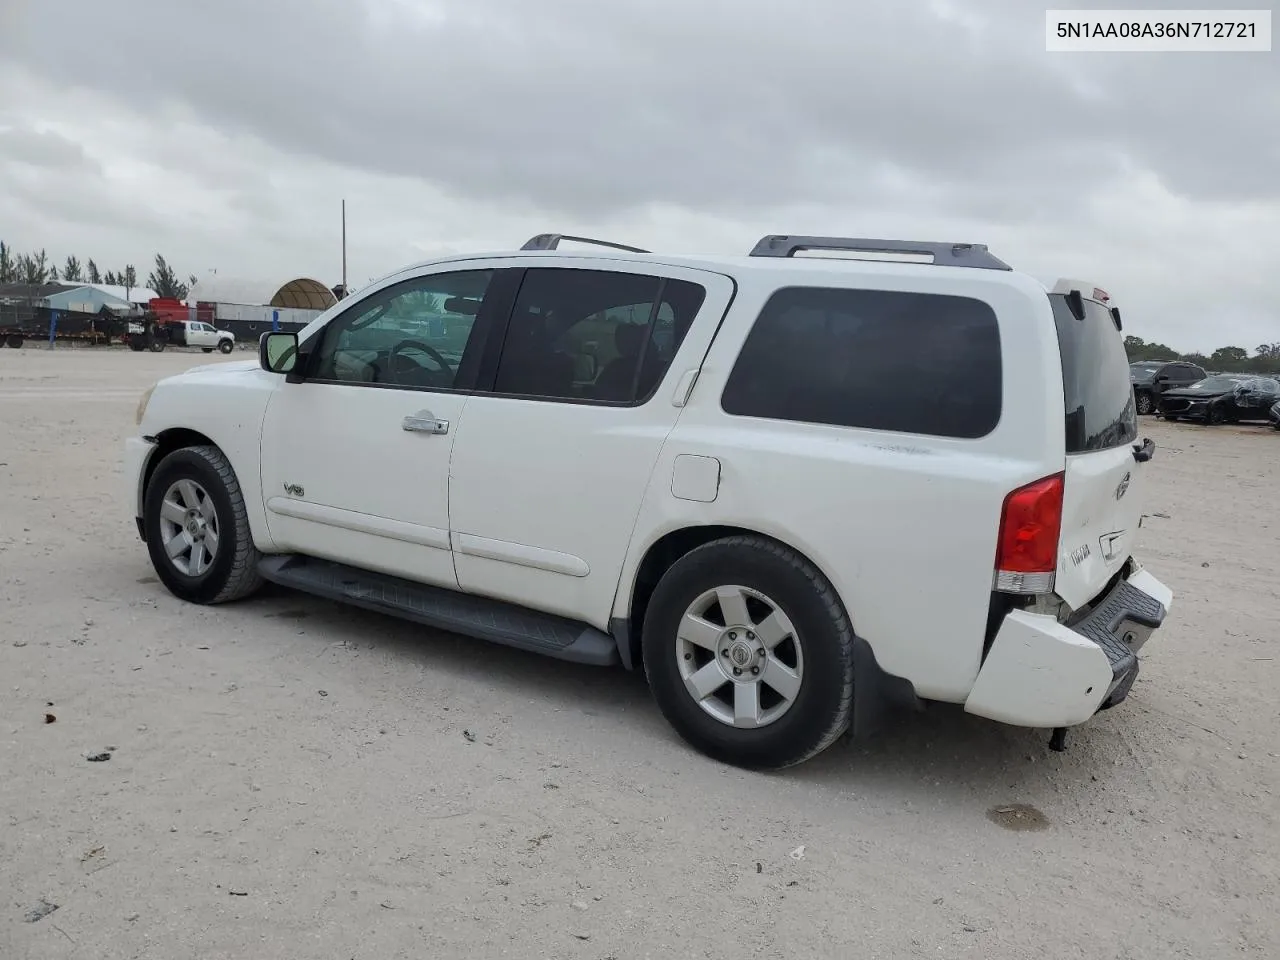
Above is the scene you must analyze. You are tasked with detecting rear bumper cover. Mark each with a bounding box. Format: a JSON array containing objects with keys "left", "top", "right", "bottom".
[{"left": 964, "top": 566, "right": 1172, "bottom": 728}]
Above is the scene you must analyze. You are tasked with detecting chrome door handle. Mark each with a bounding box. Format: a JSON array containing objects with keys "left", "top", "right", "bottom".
[{"left": 402, "top": 415, "right": 449, "bottom": 435}]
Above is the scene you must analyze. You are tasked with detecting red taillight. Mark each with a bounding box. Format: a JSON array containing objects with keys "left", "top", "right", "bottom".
[{"left": 994, "top": 473, "right": 1064, "bottom": 593}]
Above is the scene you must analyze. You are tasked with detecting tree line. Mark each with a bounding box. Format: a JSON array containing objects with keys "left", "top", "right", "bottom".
[
  {"left": 0, "top": 242, "right": 198, "bottom": 301},
  {"left": 1124, "top": 336, "right": 1280, "bottom": 376}
]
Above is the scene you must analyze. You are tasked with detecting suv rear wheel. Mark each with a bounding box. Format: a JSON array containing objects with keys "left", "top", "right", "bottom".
[
  {"left": 642, "top": 536, "right": 855, "bottom": 769},
  {"left": 144, "top": 445, "right": 263, "bottom": 604}
]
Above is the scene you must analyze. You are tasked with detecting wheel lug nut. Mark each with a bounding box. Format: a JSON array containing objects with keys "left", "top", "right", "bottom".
[
  {"left": 729, "top": 632, "right": 737, "bottom": 640},
  {"left": 746, "top": 632, "right": 755, "bottom": 640},
  {"left": 732, "top": 667, "right": 742, "bottom": 676},
  {"left": 757, "top": 649, "right": 765, "bottom": 657},
  {"left": 721, "top": 649, "right": 729, "bottom": 656},
  {"left": 684, "top": 653, "right": 691, "bottom": 660},
  {"left": 751, "top": 667, "right": 759, "bottom": 675}
]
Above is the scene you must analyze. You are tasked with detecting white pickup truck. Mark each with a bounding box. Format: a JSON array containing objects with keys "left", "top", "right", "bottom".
[
  {"left": 127, "top": 319, "right": 236, "bottom": 354},
  {"left": 179, "top": 320, "right": 236, "bottom": 354}
]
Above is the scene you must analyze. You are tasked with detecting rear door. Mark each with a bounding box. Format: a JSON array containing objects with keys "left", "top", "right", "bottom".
[
  {"left": 447, "top": 259, "right": 735, "bottom": 628},
  {"left": 1049, "top": 286, "right": 1146, "bottom": 609},
  {"left": 187, "top": 323, "right": 213, "bottom": 348}
]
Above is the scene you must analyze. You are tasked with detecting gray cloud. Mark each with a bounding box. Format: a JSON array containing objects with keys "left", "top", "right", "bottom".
[
  {"left": 0, "top": 124, "right": 99, "bottom": 173},
  {"left": 0, "top": 0, "right": 1275, "bottom": 351},
  {"left": 3, "top": 0, "right": 1275, "bottom": 218}
]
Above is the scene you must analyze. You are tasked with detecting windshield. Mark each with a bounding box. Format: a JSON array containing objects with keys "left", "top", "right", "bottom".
[
  {"left": 1050, "top": 294, "right": 1137, "bottom": 453},
  {"left": 1190, "top": 376, "right": 1244, "bottom": 391},
  {"left": 1129, "top": 362, "right": 1162, "bottom": 379}
]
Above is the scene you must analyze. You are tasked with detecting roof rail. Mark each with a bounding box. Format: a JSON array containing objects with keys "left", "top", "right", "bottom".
[
  {"left": 520, "top": 233, "right": 650, "bottom": 254},
  {"left": 748, "top": 235, "right": 1012, "bottom": 271}
]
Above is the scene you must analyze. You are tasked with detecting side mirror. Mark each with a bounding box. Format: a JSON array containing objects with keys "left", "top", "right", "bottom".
[{"left": 260, "top": 331, "right": 299, "bottom": 374}]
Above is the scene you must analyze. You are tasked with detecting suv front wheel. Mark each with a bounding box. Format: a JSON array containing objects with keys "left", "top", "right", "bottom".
[
  {"left": 642, "top": 536, "right": 855, "bottom": 769},
  {"left": 1135, "top": 390, "right": 1154, "bottom": 415},
  {"left": 144, "top": 445, "right": 263, "bottom": 604}
]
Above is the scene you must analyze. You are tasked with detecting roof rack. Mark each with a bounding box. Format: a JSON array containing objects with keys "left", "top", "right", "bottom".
[
  {"left": 520, "top": 233, "right": 650, "bottom": 254},
  {"left": 748, "top": 235, "right": 1012, "bottom": 271}
]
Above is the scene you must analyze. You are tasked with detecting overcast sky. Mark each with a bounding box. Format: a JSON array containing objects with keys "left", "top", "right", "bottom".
[{"left": 0, "top": 0, "right": 1275, "bottom": 352}]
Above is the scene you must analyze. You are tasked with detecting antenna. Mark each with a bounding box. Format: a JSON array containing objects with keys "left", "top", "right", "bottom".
[{"left": 341, "top": 199, "right": 347, "bottom": 292}]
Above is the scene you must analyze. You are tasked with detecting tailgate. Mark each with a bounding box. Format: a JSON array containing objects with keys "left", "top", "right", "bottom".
[
  {"left": 1048, "top": 284, "right": 1146, "bottom": 610},
  {"left": 1057, "top": 446, "right": 1146, "bottom": 609}
]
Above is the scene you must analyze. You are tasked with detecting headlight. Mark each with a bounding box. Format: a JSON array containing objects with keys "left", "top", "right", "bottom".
[{"left": 136, "top": 383, "right": 157, "bottom": 425}]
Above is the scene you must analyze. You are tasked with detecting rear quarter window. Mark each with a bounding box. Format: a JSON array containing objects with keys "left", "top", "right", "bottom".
[{"left": 721, "top": 286, "right": 1002, "bottom": 439}]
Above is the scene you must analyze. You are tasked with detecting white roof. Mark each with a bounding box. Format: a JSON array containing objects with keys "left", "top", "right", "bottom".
[
  {"left": 186, "top": 276, "right": 337, "bottom": 311},
  {"left": 187, "top": 277, "right": 280, "bottom": 307},
  {"left": 73, "top": 282, "right": 158, "bottom": 304}
]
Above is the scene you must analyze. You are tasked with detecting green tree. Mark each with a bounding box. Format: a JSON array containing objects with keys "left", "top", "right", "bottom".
[
  {"left": 49, "top": 264, "right": 60, "bottom": 281},
  {"left": 123, "top": 264, "right": 137, "bottom": 299},
  {"left": 19, "top": 250, "right": 48, "bottom": 284},
  {"left": 1209, "top": 346, "right": 1248, "bottom": 371},
  {"left": 1122, "top": 335, "right": 1180, "bottom": 362},
  {"left": 0, "top": 241, "right": 14, "bottom": 283},
  {"left": 62, "top": 255, "right": 82, "bottom": 282},
  {"left": 86, "top": 259, "right": 101, "bottom": 283},
  {"left": 147, "top": 253, "right": 188, "bottom": 299}
]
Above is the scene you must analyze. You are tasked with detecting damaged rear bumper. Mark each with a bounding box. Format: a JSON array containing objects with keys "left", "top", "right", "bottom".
[{"left": 963, "top": 566, "right": 1172, "bottom": 728}]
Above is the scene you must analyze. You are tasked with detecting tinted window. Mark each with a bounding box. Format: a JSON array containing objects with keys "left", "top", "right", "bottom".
[
  {"left": 311, "top": 270, "right": 492, "bottom": 389},
  {"left": 1187, "top": 375, "right": 1242, "bottom": 391},
  {"left": 1049, "top": 296, "right": 1137, "bottom": 452},
  {"left": 721, "top": 286, "right": 1001, "bottom": 439},
  {"left": 493, "top": 269, "right": 706, "bottom": 403}
]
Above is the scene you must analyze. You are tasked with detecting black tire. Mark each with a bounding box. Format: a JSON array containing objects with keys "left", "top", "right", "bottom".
[
  {"left": 1206, "top": 406, "right": 1226, "bottom": 425},
  {"left": 202, "top": 347, "right": 214, "bottom": 353},
  {"left": 218, "top": 340, "right": 234, "bottom": 354},
  {"left": 143, "top": 445, "right": 263, "bottom": 605},
  {"left": 641, "top": 536, "right": 855, "bottom": 770},
  {"left": 149, "top": 339, "right": 166, "bottom": 353},
  {"left": 5, "top": 334, "right": 23, "bottom": 349},
  {"left": 1135, "top": 391, "right": 1154, "bottom": 415}
]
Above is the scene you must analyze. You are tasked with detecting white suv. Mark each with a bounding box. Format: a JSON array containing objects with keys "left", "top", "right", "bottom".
[{"left": 124, "top": 233, "right": 1173, "bottom": 769}]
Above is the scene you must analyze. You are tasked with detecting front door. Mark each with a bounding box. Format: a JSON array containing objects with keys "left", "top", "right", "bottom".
[
  {"left": 448, "top": 261, "right": 735, "bottom": 626},
  {"left": 259, "top": 267, "right": 499, "bottom": 588}
]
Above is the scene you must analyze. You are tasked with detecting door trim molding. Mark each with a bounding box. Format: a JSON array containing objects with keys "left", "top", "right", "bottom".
[
  {"left": 265, "top": 497, "right": 451, "bottom": 551},
  {"left": 453, "top": 532, "right": 590, "bottom": 578}
]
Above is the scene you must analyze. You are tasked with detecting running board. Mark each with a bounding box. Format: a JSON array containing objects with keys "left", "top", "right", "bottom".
[{"left": 257, "top": 555, "right": 619, "bottom": 666}]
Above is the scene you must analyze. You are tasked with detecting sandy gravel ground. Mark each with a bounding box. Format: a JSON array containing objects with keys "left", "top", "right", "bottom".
[{"left": 1, "top": 347, "right": 1276, "bottom": 959}]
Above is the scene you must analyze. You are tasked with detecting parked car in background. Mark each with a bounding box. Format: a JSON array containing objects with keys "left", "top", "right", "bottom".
[
  {"left": 1269, "top": 399, "right": 1280, "bottom": 430},
  {"left": 180, "top": 320, "right": 237, "bottom": 354},
  {"left": 125, "top": 318, "right": 236, "bottom": 354},
  {"left": 1129, "top": 360, "right": 1206, "bottom": 415},
  {"left": 1157, "top": 374, "right": 1280, "bottom": 424}
]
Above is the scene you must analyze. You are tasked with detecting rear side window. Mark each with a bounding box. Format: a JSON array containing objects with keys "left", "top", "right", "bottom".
[
  {"left": 1049, "top": 295, "right": 1138, "bottom": 453},
  {"left": 493, "top": 269, "right": 707, "bottom": 404},
  {"left": 721, "top": 286, "right": 1002, "bottom": 439}
]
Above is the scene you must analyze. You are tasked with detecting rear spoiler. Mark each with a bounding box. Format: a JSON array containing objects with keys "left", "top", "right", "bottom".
[{"left": 1051, "top": 278, "right": 1122, "bottom": 331}]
